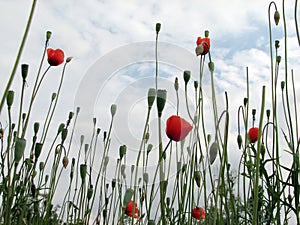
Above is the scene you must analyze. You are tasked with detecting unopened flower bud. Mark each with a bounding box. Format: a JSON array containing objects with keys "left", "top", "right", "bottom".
[
  {"left": 147, "top": 88, "right": 156, "bottom": 109},
  {"left": 208, "top": 62, "right": 214, "bottom": 72},
  {"left": 174, "top": 77, "right": 179, "bottom": 91},
  {"left": 57, "top": 123, "right": 65, "bottom": 134},
  {"left": 243, "top": 98, "right": 248, "bottom": 107},
  {"left": 143, "top": 172, "right": 149, "bottom": 184},
  {"left": 34, "top": 142, "right": 43, "bottom": 159},
  {"left": 147, "top": 144, "right": 153, "bottom": 155},
  {"left": 46, "top": 31, "right": 52, "bottom": 41},
  {"left": 39, "top": 161, "right": 45, "bottom": 171},
  {"left": 15, "top": 137, "right": 26, "bottom": 164},
  {"left": 205, "top": 30, "right": 209, "bottom": 37},
  {"left": 157, "top": 89, "right": 167, "bottom": 117},
  {"left": 274, "top": 10, "right": 280, "bottom": 25},
  {"left": 281, "top": 81, "right": 285, "bottom": 90},
  {"left": 275, "top": 40, "right": 280, "bottom": 49},
  {"left": 33, "top": 122, "right": 39, "bottom": 135},
  {"left": 194, "top": 170, "right": 201, "bottom": 187},
  {"left": 119, "top": 145, "right": 127, "bottom": 160},
  {"left": 87, "top": 186, "right": 93, "bottom": 200},
  {"left": 112, "top": 179, "right": 116, "bottom": 189},
  {"left": 183, "top": 70, "right": 191, "bottom": 84},
  {"left": 237, "top": 134, "right": 243, "bottom": 149},
  {"left": 61, "top": 128, "right": 68, "bottom": 142},
  {"left": 276, "top": 56, "right": 281, "bottom": 63},
  {"left": 62, "top": 156, "right": 69, "bottom": 168},
  {"left": 156, "top": 23, "right": 161, "bottom": 34},
  {"left": 21, "top": 64, "right": 29, "bottom": 81},
  {"left": 66, "top": 56, "right": 73, "bottom": 63},
  {"left": 194, "top": 81, "right": 198, "bottom": 89},
  {"left": 80, "top": 164, "right": 87, "bottom": 181},
  {"left": 266, "top": 109, "right": 271, "bottom": 118},
  {"left": 6, "top": 90, "right": 14, "bottom": 108},
  {"left": 51, "top": 92, "right": 57, "bottom": 101},
  {"left": 111, "top": 104, "right": 117, "bottom": 117}
]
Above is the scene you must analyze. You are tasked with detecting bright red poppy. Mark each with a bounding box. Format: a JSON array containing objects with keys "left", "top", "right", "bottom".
[
  {"left": 47, "top": 48, "right": 64, "bottom": 66},
  {"left": 166, "top": 115, "right": 193, "bottom": 142},
  {"left": 125, "top": 200, "right": 140, "bottom": 219},
  {"left": 248, "top": 127, "right": 259, "bottom": 143},
  {"left": 192, "top": 207, "right": 205, "bottom": 220},
  {"left": 196, "top": 37, "right": 210, "bottom": 56}
]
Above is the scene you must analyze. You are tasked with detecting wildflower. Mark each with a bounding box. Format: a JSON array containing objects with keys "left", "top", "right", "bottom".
[
  {"left": 195, "top": 37, "right": 210, "bottom": 56},
  {"left": 166, "top": 115, "right": 193, "bottom": 142},
  {"left": 248, "top": 127, "right": 259, "bottom": 143},
  {"left": 192, "top": 207, "right": 205, "bottom": 220},
  {"left": 125, "top": 200, "right": 140, "bottom": 219},
  {"left": 47, "top": 48, "right": 64, "bottom": 66}
]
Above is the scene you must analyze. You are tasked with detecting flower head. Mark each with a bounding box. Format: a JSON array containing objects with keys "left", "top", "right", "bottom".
[
  {"left": 166, "top": 115, "right": 193, "bottom": 142},
  {"left": 125, "top": 200, "right": 140, "bottom": 219},
  {"left": 47, "top": 48, "right": 64, "bottom": 66},
  {"left": 248, "top": 127, "right": 259, "bottom": 143},
  {"left": 195, "top": 37, "right": 210, "bottom": 56},
  {"left": 192, "top": 207, "right": 205, "bottom": 220}
]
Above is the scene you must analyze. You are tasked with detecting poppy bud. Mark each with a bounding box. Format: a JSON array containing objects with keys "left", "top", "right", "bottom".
[
  {"left": 51, "top": 92, "right": 57, "bottom": 101},
  {"left": 205, "top": 30, "right": 209, "bottom": 37},
  {"left": 62, "top": 156, "right": 69, "bottom": 168},
  {"left": 111, "top": 104, "right": 117, "bottom": 117},
  {"left": 104, "top": 156, "right": 109, "bottom": 169},
  {"left": 194, "top": 81, "right": 198, "bottom": 89},
  {"left": 33, "top": 122, "right": 39, "bottom": 135},
  {"left": 157, "top": 89, "right": 167, "bottom": 117},
  {"left": 156, "top": 23, "right": 161, "bottom": 34},
  {"left": 183, "top": 70, "right": 191, "bottom": 84},
  {"left": 119, "top": 145, "right": 127, "bottom": 160},
  {"left": 174, "top": 77, "right": 179, "bottom": 91},
  {"left": 6, "top": 90, "right": 14, "bottom": 108},
  {"left": 208, "top": 62, "right": 214, "bottom": 72},
  {"left": 34, "top": 142, "right": 43, "bottom": 159},
  {"left": 123, "top": 188, "right": 134, "bottom": 206},
  {"left": 237, "top": 134, "right": 243, "bottom": 149},
  {"left": 275, "top": 40, "right": 280, "bottom": 49},
  {"left": 274, "top": 10, "right": 280, "bottom": 25},
  {"left": 112, "top": 179, "right": 116, "bottom": 189},
  {"left": 15, "top": 137, "right": 26, "bottom": 164},
  {"left": 80, "top": 164, "right": 87, "bottom": 181},
  {"left": 281, "top": 81, "right": 285, "bottom": 90},
  {"left": 276, "top": 56, "right": 281, "bottom": 63},
  {"left": 21, "top": 64, "right": 29, "bottom": 81},
  {"left": 147, "top": 88, "right": 156, "bottom": 109},
  {"left": 266, "top": 109, "right": 271, "bottom": 119},
  {"left": 194, "top": 170, "right": 201, "bottom": 187},
  {"left": 243, "top": 98, "right": 248, "bottom": 107},
  {"left": 260, "top": 144, "right": 265, "bottom": 160},
  {"left": 66, "top": 56, "right": 73, "bottom": 63},
  {"left": 57, "top": 123, "right": 65, "bottom": 134},
  {"left": 131, "top": 165, "right": 135, "bottom": 174},
  {"left": 46, "top": 31, "right": 52, "bottom": 41},
  {"left": 61, "top": 128, "right": 68, "bottom": 142},
  {"left": 87, "top": 186, "right": 93, "bottom": 200},
  {"left": 209, "top": 142, "right": 218, "bottom": 165},
  {"left": 39, "top": 161, "right": 45, "bottom": 171},
  {"left": 147, "top": 144, "right": 153, "bottom": 155},
  {"left": 121, "top": 164, "right": 126, "bottom": 177}
]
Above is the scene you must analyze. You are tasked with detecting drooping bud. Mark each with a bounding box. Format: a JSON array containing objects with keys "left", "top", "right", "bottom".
[
  {"left": 237, "top": 134, "right": 243, "bottom": 149},
  {"left": 209, "top": 141, "right": 218, "bottom": 165},
  {"left": 147, "top": 88, "right": 156, "bottom": 109},
  {"left": 57, "top": 123, "right": 65, "bottom": 134},
  {"left": 62, "top": 156, "right": 69, "bottom": 168},
  {"left": 183, "top": 70, "right": 191, "bottom": 84},
  {"left": 194, "top": 170, "right": 201, "bottom": 187},
  {"left": 274, "top": 10, "right": 280, "bottom": 25},
  {"left": 21, "top": 64, "right": 29, "bottom": 81},
  {"left": 156, "top": 89, "right": 167, "bottom": 117},
  {"left": 123, "top": 188, "right": 134, "bottom": 206}
]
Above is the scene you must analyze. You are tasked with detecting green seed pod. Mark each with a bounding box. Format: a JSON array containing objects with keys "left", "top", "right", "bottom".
[
  {"left": 6, "top": 90, "right": 14, "bottom": 108},
  {"left": 21, "top": 64, "right": 29, "bottom": 81},
  {"left": 15, "top": 137, "right": 26, "bottom": 164},
  {"left": 111, "top": 104, "right": 117, "bottom": 117},
  {"left": 34, "top": 142, "right": 43, "bottom": 159},
  {"left": 87, "top": 186, "right": 93, "bottom": 200},
  {"left": 148, "top": 88, "right": 156, "bottom": 109},
  {"left": 157, "top": 89, "right": 167, "bottom": 117},
  {"left": 205, "top": 30, "right": 209, "bottom": 37},
  {"left": 183, "top": 70, "right": 191, "bottom": 84}
]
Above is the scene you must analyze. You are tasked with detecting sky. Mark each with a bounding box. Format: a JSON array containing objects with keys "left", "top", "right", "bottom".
[{"left": 0, "top": 0, "right": 299, "bottom": 223}]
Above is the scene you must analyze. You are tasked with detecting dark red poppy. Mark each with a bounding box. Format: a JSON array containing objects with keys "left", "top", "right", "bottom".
[
  {"left": 166, "top": 115, "right": 193, "bottom": 142},
  {"left": 125, "top": 200, "right": 140, "bottom": 219},
  {"left": 248, "top": 127, "right": 259, "bottom": 143},
  {"left": 47, "top": 48, "right": 64, "bottom": 66},
  {"left": 192, "top": 207, "right": 205, "bottom": 220},
  {"left": 195, "top": 37, "right": 210, "bottom": 56}
]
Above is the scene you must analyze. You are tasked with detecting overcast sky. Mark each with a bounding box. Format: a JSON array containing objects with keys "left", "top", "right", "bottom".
[{"left": 0, "top": 0, "right": 299, "bottom": 222}]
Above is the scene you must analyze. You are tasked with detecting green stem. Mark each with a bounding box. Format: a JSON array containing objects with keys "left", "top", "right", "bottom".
[{"left": 0, "top": 0, "right": 37, "bottom": 113}]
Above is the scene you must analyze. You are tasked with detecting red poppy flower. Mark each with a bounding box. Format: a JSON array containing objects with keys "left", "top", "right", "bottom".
[
  {"left": 125, "top": 200, "right": 140, "bottom": 219},
  {"left": 192, "top": 207, "right": 205, "bottom": 220},
  {"left": 166, "top": 115, "right": 193, "bottom": 142},
  {"left": 195, "top": 37, "right": 210, "bottom": 56},
  {"left": 47, "top": 48, "right": 64, "bottom": 66},
  {"left": 248, "top": 127, "right": 259, "bottom": 143}
]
